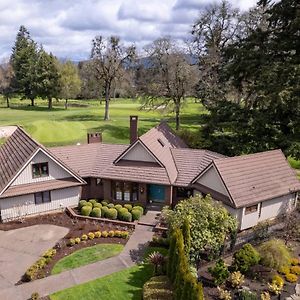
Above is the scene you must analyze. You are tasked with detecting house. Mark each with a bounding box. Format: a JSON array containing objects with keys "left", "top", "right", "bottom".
[
  {"left": 0, "top": 126, "right": 85, "bottom": 221},
  {"left": 0, "top": 117, "right": 299, "bottom": 229}
]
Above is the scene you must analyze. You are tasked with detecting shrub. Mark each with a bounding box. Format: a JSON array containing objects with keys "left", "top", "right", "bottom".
[
  {"left": 285, "top": 273, "right": 298, "bottom": 282},
  {"left": 75, "top": 237, "right": 81, "bottom": 244},
  {"left": 68, "top": 238, "right": 76, "bottom": 246},
  {"left": 258, "top": 239, "right": 291, "bottom": 270},
  {"left": 108, "top": 230, "right": 115, "bottom": 237},
  {"left": 81, "top": 205, "right": 92, "bottom": 216},
  {"left": 131, "top": 209, "right": 142, "bottom": 221},
  {"left": 121, "top": 231, "right": 129, "bottom": 239},
  {"left": 272, "top": 275, "right": 284, "bottom": 287},
  {"left": 85, "top": 202, "right": 93, "bottom": 207},
  {"left": 101, "top": 231, "right": 108, "bottom": 238},
  {"left": 79, "top": 200, "right": 87, "bottom": 208},
  {"left": 253, "top": 221, "right": 270, "bottom": 241},
  {"left": 143, "top": 276, "right": 173, "bottom": 300},
  {"left": 115, "top": 204, "right": 123, "bottom": 211},
  {"left": 81, "top": 234, "right": 88, "bottom": 241},
  {"left": 114, "top": 230, "right": 122, "bottom": 237},
  {"left": 237, "top": 290, "right": 257, "bottom": 300},
  {"left": 118, "top": 207, "right": 128, "bottom": 219},
  {"left": 93, "top": 203, "right": 102, "bottom": 209},
  {"left": 217, "top": 287, "right": 232, "bottom": 300},
  {"left": 107, "top": 203, "right": 115, "bottom": 208},
  {"left": 101, "top": 201, "right": 109, "bottom": 206},
  {"left": 278, "top": 265, "right": 290, "bottom": 276},
  {"left": 260, "top": 292, "right": 271, "bottom": 300},
  {"left": 152, "top": 236, "right": 170, "bottom": 247},
  {"left": 124, "top": 204, "right": 133, "bottom": 211},
  {"left": 147, "top": 251, "right": 166, "bottom": 275},
  {"left": 94, "top": 231, "right": 101, "bottom": 238},
  {"left": 43, "top": 249, "right": 56, "bottom": 259},
  {"left": 90, "top": 207, "right": 101, "bottom": 218},
  {"left": 89, "top": 199, "right": 97, "bottom": 205},
  {"left": 208, "top": 259, "right": 230, "bottom": 286},
  {"left": 88, "top": 232, "right": 95, "bottom": 240},
  {"left": 229, "top": 271, "right": 245, "bottom": 288},
  {"left": 291, "top": 258, "right": 300, "bottom": 266},
  {"left": 134, "top": 205, "right": 144, "bottom": 214},
  {"left": 31, "top": 292, "right": 39, "bottom": 300},
  {"left": 232, "top": 244, "right": 260, "bottom": 274},
  {"left": 101, "top": 206, "right": 109, "bottom": 217},
  {"left": 268, "top": 275, "right": 284, "bottom": 295},
  {"left": 122, "top": 211, "right": 132, "bottom": 222},
  {"left": 290, "top": 265, "right": 300, "bottom": 275},
  {"left": 106, "top": 208, "right": 118, "bottom": 220}
]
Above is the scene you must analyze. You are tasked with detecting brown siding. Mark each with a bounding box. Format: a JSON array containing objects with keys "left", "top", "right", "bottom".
[{"left": 164, "top": 185, "right": 172, "bottom": 206}]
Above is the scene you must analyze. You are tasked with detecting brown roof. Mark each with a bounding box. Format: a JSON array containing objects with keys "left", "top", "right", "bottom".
[
  {"left": 0, "top": 178, "right": 83, "bottom": 199},
  {"left": 0, "top": 127, "right": 39, "bottom": 194},
  {"left": 212, "top": 149, "right": 300, "bottom": 208},
  {"left": 172, "top": 148, "right": 225, "bottom": 186}
]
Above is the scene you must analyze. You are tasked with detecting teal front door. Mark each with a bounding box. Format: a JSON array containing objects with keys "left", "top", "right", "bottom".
[{"left": 148, "top": 184, "right": 165, "bottom": 203}]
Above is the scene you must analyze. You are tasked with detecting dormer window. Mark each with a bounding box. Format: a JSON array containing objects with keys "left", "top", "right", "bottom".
[
  {"left": 32, "top": 162, "right": 49, "bottom": 178},
  {"left": 157, "top": 139, "right": 165, "bottom": 147}
]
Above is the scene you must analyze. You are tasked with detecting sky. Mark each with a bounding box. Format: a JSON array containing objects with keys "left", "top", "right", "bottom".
[{"left": 0, "top": 0, "right": 257, "bottom": 61}]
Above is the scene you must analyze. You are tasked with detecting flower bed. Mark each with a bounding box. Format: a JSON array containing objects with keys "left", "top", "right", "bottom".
[{"left": 78, "top": 199, "right": 144, "bottom": 223}]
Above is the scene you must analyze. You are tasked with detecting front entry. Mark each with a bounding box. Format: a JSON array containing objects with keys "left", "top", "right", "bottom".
[{"left": 148, "top": 184, "right": 165, "bottom": 203}]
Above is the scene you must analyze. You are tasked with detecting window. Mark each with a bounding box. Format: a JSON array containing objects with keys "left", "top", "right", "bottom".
[
  {"left": 112, "top": 181, "right": 139, "bottom": 202},
  {"left": 32, "top": 162, "right": 49, "bottom": 178},
  {"left": 245, "top": 204, "right": 258, "bottom": 215},
  {"left": 177, "top": 187, "right": 192, "bottom": 199},
  {"left": 34, "top": 191, "right": 51, "bottom": 204}
]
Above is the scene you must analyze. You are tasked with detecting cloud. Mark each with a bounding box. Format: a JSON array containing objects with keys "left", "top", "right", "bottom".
[{"left": 0, "top": 0, "right": 258, "bottom": 61}]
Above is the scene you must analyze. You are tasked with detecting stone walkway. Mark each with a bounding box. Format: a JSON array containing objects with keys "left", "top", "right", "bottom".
[{"left": 0, "top": 222, "right": 155, "bottom": 300}]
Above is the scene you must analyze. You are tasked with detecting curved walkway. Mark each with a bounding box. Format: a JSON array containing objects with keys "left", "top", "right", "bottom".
[{"left": 0, "top": 224, "right": 155, "bottom": 300}]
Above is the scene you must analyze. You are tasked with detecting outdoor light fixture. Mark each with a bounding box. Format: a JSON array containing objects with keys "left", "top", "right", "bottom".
[{"left": 140, "top": 187, "right": 144, "bottom": 194}]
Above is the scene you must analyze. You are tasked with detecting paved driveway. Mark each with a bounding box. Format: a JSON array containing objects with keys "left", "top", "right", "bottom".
[{"left": 0, "top": 224, "right": 69, "bottom": 289}]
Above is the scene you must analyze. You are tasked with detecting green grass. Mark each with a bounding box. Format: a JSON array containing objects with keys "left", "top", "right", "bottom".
[
  {"left": 50, "top": 246, "right": 168, "bottom": 300},
  {"left": 0, "top": 96, "right": 206, "bottom": 147},
  {"left": 51, "top": 244, "right": 124, "bottom": 275}
]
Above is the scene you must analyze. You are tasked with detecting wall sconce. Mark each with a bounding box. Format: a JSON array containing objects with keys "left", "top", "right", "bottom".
[{"left": 140, "top": 187, "right": 144, "bottom": 194}]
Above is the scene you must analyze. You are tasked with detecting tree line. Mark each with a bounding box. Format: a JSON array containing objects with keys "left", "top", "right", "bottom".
[{"left": 0, "top": 0, "right": 299, "bottom": 159}]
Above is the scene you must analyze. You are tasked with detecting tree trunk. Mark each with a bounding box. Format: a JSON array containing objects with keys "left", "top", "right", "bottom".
[
  {"left": 104, "top": 84, "right": 110, "bottom": 120},
  {"left": 30, "top": 98, "right": 35, "bottom": 106},
  {"left": 175, "top": 103, "right": 180, "bottom": 131},
  {"left": 48, "top": 97, "right": 52, "bottom": 109},
  {"left": 65, "top": 99, "right": 68, "bottom": 109},
  {"left": 6, "top": 96, "right": 9, "bottom": 108}
]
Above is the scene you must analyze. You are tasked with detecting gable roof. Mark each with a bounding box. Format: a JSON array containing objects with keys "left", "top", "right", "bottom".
[
  {"left": 0, "top": 126, "right": 85, "bottom": 196},
  {"left": 195, "top": 149, "right": 300, "bottom": 208}
]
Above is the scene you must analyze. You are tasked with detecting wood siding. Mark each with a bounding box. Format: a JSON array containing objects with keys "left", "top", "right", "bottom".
[{"left": 0, "top": 186, "right": 80, "bottom": 221}]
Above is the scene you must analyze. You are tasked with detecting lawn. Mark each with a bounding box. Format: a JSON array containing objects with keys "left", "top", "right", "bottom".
[
  {"left": 50, "top": 246, "right": 168, "bottom": 300},
  {"left": 0, "top": 96, "right": 205, "bottom": 147},
  {"left": 51, "top": 244, "right": 124, "bottom": 275}
]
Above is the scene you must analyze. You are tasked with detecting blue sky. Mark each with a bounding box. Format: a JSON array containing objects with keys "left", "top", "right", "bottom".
[{"left": 0, "top": 0, "right": 257, "bottom": 61}]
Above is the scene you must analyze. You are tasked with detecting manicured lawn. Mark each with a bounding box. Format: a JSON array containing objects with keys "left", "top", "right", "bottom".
[
  {"left": 51, "top": 244, "right": 124, "bottom": 275},
  {"left": 0, "top": 97, "right": 206, "bottom": 147},
  {"left": 50, "top": 246, "right": 168, "bottom": 300}
]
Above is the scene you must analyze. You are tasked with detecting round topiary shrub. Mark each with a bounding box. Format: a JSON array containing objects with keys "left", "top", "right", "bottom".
[
  {"left": 133, "top": 205, "right": 144, "bottom": 214},
  {"left": 118, "top": 207, "right": 128, "bottom": 220},
  {"left": 108, "top": 230, "right": 115, "bottom": 237},
  {"left": 107, "top": 203, "right": 115, "bottom": 208},
  {"left": 93, "top": 203, "right": 102, "bottom": 209},
  {"left": 101, "top": 206, "right": 109, "bottom": 217},
  {"left": 102, "top": 231, "right": 108, "bottom": 238},
  {"left": 101, "top": 200, "right": 109, "bottom": 206},
  {"left": 79, "top": 200, "right": 87, "bottom": 208},
  {"left": 121, "top": 231, "right": 129, "bottom": 239},
  {"left": 90, "top": 207, "right": 101, "bottom": 218},
  {"left": 81, "top": 205, "right": 92, "bottom": 216},
  {"left": 88, "top": 232, "right": 95, "bottom": 240},
  {"left": 89, "top": 199, "right": 97, "bottom": 206},
  {"left": 68, "top": 238, "right": 76, "bottom": 247},
  {"left": 114, "top": 230, "right": 122, "bottom": 237},
  {"left": 131, "top": 209, "right": 142, "bottom": 221},
  {"left": 106, "top": 208, "right": 118, "bottom": 220},
  {"left": 84, "top": 202, "right": 93, "bottom": 207},
  {"left": 290, "top": 265, "right": 300, "bottom": 275},
  {"left": 115, "top": 204, "right": 122, "bottom": 211},
  {"left": 75, "top": 237, "right": 81, "bottom": 244},
  {"left": 94, "top": 231, "right": 101, "bottom": 238},
  {"left": 124, "top": 204, "right": 133, "bottom": 211},
  {"left": 285, "top": 273, "right": 298, "bottom": 283},
  {"left": 81, "top": 234, "right": 88, "bottom": 241},
  {"left": 122, "top": 211, "right": 132, "bottom": 222}
]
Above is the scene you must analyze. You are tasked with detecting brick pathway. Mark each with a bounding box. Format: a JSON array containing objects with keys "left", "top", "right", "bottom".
[{"left": 0, "top": 221, "right": 155, "bottom": 300}]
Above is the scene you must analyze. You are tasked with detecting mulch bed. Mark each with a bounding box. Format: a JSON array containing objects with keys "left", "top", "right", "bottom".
[{"left": 0, "top": 212, "right": 132, "bottom": 285}]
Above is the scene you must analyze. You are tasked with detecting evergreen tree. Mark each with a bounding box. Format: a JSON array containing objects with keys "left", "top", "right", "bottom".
[{"left": 10, "top": 25, "right": 38, "bottom": 106}]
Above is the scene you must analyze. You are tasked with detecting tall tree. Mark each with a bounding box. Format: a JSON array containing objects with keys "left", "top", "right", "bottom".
[
  {"left": 58, "top": 60, "right": 81, "bottom": 109},
  {"left": 139, "top": 37, "right": 198, "bottom": 130},
  {"left": 0, "top": 61, "right": 15, "bottom": 108},
  {"left": 90, "top": 36, "right": 135, "bottom": 120},
  {"left": 35, "top": 49, "right": 61, "bottom": 109},
  {"left": 10, "top": 25, "right": 38, "bottom": 106}
]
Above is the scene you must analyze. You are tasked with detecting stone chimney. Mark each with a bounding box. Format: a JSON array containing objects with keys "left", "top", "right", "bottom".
[
  {"left": 87, "top": 132, "right": 102, "bottom": 144},
  {"left": 130, "top": 116, "right": 138, "bottom": 144}
]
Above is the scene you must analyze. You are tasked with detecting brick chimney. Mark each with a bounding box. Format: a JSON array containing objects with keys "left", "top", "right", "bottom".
[
  {"left": 130, "top": 116, "right": 138, "bottom": 144},
  {"left": 87, "top": 132, "right": 102, "bottom": 144}
]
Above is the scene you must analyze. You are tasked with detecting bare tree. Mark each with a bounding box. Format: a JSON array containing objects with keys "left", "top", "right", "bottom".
[
  {"left": 139, "top": 37, "right": 198, "bottom": 130},
  {"left": 0, "top": 60, "right": 15, "bottom": 108},
  {"left": 90, "top": 36, "right": 135, "bottom": 120}
]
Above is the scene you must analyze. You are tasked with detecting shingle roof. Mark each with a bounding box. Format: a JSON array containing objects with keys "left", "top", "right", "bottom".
[
  {"left": 212, "top": 149, "right": 300, "bottom": 208},
  {"left": 172, "top": 148, "right": 225, "bottom": 186},
  {"left": 0, "top": 127, "right": 40, "bottom": 193}
]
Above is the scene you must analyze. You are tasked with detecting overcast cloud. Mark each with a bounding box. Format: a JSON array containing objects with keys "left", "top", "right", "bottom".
[{"left": 0, "top": 0, "right": 257, "bottom": 61}]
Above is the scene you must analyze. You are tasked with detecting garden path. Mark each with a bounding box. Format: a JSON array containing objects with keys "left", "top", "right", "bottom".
[{"left": 0, "top": 217, "right": 156, "bottom": 300}]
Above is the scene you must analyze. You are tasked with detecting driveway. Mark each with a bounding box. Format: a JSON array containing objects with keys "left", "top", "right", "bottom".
[{"left": 0, "top": 224, "right": 69, "bottom": 289}]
